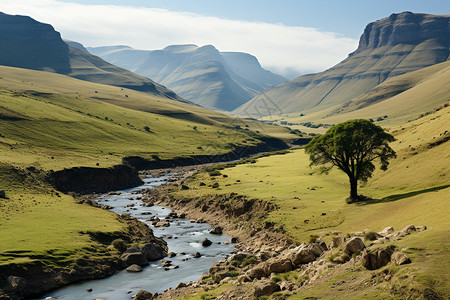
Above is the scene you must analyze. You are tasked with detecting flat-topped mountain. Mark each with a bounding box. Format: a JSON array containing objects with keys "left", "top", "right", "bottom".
[
  {"left": 88, "top": 44, "right": 287, "bottom": 111},
  {"left": 235, "top": 12, "right": 449, "bottom": 117},
  {"left": 0, "top": 12, "right": 179, "bottom": 100}
]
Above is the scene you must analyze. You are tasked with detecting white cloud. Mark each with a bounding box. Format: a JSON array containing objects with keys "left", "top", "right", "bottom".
[{"left": 0, "top": 0, "right": 358, "bottom": 78}]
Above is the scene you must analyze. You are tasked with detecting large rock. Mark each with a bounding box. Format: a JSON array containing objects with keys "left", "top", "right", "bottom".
[
  {"left": 400, "top": 225, "right": 416, "bottom": 235},
  {"left": 290, "top": 248, "right": 316, "bottom": 265},
  {"left": 132, "top": 290, "right": 154, "bottom": 300},
  {"left": 266, "top": 258, "right": 293, "bottom": 273},
  {"left": 214, "top": 272, "right": 231, "bottom": 283},
  {"left": 379, "top": 226, "right": 395, "bottom": 236},
  {"left": 330, "top": 236, "right": 345, "bottom": 248},
  {"left": 247, "top": 264, "right": 268, "bottom": 279},
  {"left": 344, "top": 237, "right": 365, "bottom": 254},
  {"left": 210, "top": 226, "right": 223, "bottom": 235},
  {"left": 120, "top": 252, "right": 149, "bottom": 267},
  {"left": 154, "top": 220, "right": 170, "bottom": 227},
  {"left": 361, "top": 247, "right": 393, "bottom": 270},
  {"left": 392, "top": 252, "right": 411, "bottom": 265},
  {"left": 254, "top": 280, "right": 280, "bottom": 297},
  {"left": 142, "top": 243, "right": 167, "bottom": 261},
  {"left": 307, "top": 242, "right": 327, "bottom": 256}
]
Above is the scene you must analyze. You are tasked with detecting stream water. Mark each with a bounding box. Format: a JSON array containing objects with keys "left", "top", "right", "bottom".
[{"left": 43, "top": 175, "right": 234, "bottom": 300}]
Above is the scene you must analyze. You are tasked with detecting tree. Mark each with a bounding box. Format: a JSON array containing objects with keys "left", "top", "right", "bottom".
[{"left": 304, "top": 119, "right": 396, "bottom": 202}]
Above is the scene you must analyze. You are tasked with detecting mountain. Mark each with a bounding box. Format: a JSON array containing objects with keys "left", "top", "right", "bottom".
[
  {"left": 0, "top": 12, "right": 180, "bottom": 101},
  {"left": 88, "top": 44, "right": 287, "bottom": 111},
  {"left": 234, "top": 12, "right": 449, "bottom": 117}
]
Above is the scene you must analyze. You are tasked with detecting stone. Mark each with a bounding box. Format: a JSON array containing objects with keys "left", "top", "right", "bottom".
[
  {"left": 253, "top": 280, "right": 280, "bottom": 297},
  {"left": 176, "top": 282, "right": 187, "bottom": 289},
  {"left": 290, "top": 248, "right": 316, "bottom": 265},
  {"left": 142, "top": 243, "right": 167, "bottom": 261},
  {"left": 379, "top": 226, "right": 395, "bottom": 236},
  {"left": 45, "top": 298, "right": 58, "bottom": 300},
  {"left": 0, "top": 190, "right": 6, "bottom": 198},
  {"left": 126, "top": 264, "right": 143, "bottom": 272},
  {"left": 307, "top": 243, "right": 327, "bottom": 256},
  {"left": 214, "top": 272, "right": 231, "bottom": 283},
  {"left": 168, "top": 252, "right": 176, "bottom": 258},
  {"left": 202, "top": 238, "right": 212, "bottom": 247},
  {"left": 344, "top": 237, "right": 365, "bottom": 254},
  {"left": 237, "top": 275, "right": 251, "bottom": 283},
  {"left": 120, "top": 252, "right": 149, "bottom": 267},
  {"left": 194, "top": 252, "right": 202, "bottom": 258},
  {"left": 400, "top": 225, "right": 416, "bottom": 235},
  {"left": 132, "top": 290, "right": 154, "bottom": 300},
  {"left": 231, "top": 237, "right": 239, "bottom": 243},
  {"left": 154, "top": 220, "right": 170, "bottom": 227},
  {"left": 361, "top": 247, "right": 393, "bottom": 270},
  {"left": 266, "top": 258, "right": 293, "bottom": 273},
  {"left": 210, "top": 226, "right": 223, "bottom": 235},
  {"left": 280, "top": 281, "right": 295, "bottom": 291},
  {"left": 7, "top": 276, "right": 27, "bottom": 291},
  {"left": 415, "top": 225, "right": 427, "bottom": 232},
  {"left": 247, "top": 264, "right": 268, "bottom": 279},
  {"left": 392, "top": 252, "right": 411, "bottom": 265},
  {"left": 330, "top": 236, "right": 345, "bottom": 248}
]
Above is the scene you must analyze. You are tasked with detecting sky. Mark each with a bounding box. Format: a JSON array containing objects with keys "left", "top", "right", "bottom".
[{"left": 1, "top": 0, "right": 449, "bottom": 78}]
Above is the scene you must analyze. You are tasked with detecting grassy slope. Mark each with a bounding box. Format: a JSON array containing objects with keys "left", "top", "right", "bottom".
[
  {"left": 0, "top": 66, "right": 295, "bottom": 170},
  {"left": 0, "top": 163, "right": 124, "bottom": 266},
  {"left": 284, "top": 60, "right": 450, "bottom": 128},
  {"left": 175, "top": 107, "right": 450, "bottom": 298}
]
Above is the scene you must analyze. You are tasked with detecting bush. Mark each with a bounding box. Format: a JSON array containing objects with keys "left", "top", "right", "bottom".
[
  {"left": 144, "top": 126, "right": 151, "bottom": 132},
  {"left": 364, "top": 231, "right": 378, "bottom": 241},
  {"left": 209, "top": 170, "right": 222, "bottom": 176},
  {"left": 111, "top": 239, "right": 127, "bottom": 253},
  {"left": 242, "top": 256, "right": 257, "bottom": 266},
  {"left": 271, "top": 276, "right": 282, "bottom": 283},
  {"left": 212, "top": 182, "right": 219, "bottom": 188},
  {"left": 309, "top": 234, "right": 319, "bottom": 243},
  {"left": 230, "top": 260, "right": 240, "bottom": 267}
]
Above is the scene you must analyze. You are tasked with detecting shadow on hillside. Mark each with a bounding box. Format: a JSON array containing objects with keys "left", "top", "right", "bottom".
[{"left": 363, "top": 185, "right": 450, "bottom": 205}]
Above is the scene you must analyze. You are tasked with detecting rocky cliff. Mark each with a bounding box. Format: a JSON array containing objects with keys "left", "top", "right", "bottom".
[{"left": 234, "top": 12, "right": 449, "bottom": 117}]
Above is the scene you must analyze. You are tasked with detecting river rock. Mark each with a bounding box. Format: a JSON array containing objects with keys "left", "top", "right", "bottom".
[
  {"left": 254, "top": 280, "right": 280, "bottom": 297},
  {"left": 202, "top": 238, "right": 213, "bottom": 247},
  {"left": 290, "top": 247, "right": 316, "bottom": 265},
  {"left": 392, "top": 252, "right": 411, "bottom": 265},
  {"left": 7, "top": 276, "right": 27, "bottom": 291},
  {"left": 142, "top": 243, "right": 167, "bottom": 261},
  {"left": 344, "top": 237, "right": 365, "bottom": 254},
  {"left": 120, "top": 252, "right": 149, "bottom": 267},
  {"left": 126, "top": 264, "right": 143, "bottom": 272},
  {"left": 168, "top": 252, "right": 176, "bottom": 258},
  {"left": 231, "top": 237, "right": 239, "bottom": 243},
  {"left": 175, "top": 282, "right": 187, "bottom": 289},
  {"left": 154, "top": 220, "right": 170, "bottom": 227},
  {"left": 210, "top": 226, "right": 223, "bottom": 235},
  {"left": 132, "top": 290, "right": 154, "bottom": 300},
  {"left": 194, "top": 252, "right": 202, "bottom": 258}
]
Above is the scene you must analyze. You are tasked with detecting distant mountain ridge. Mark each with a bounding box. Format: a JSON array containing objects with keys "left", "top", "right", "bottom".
[
  {"left": 0, "top": 12, "right": 180, "bottom": 101},
  {"left": 234, "top": 12, "right": 449, "bottom": 117},
  {"left": 88, "top": 44, "right": 287, "bottom": 111}
]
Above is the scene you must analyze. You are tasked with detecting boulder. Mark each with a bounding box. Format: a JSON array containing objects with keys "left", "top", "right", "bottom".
[
  {"left": 344, "top": 237, "right": 365, "bottom": 254},
  {"left": 307, "top": 243, "right": 327, "bottom": 256},
  {"left": 330, "top": 236, "right": 345, "bottom": 248},
  {"left": 231, "top": 237, "right": 239, "bottom": 243},
  {"left": 168, "top": 252, "right": 176, "bottom": 258},
  {"left": 361, "top": 248, "right": 393, "bottom": 270},
  {"left": 126, "top": 264, "right": 143, "bottom": 272},
  {"left": 176, "top": 282, "right": 187, "bottom": 289},
  {"left": 7, "top": 276, "right": 27, "bottom": 291},
  {"left": 392, "top": 252, "right": 411, "bottom": 265},
  {"left": 237, "top": 274, "right": 251, "bottom": 283},
  {"left": 400, "top": 225, "right": 416, "bottom": 235},
  {"left": 154, "top": 220, "right": 170, "bottom": 227},
  {"left": 132, "top": 290, "right": 154, "bottom": 300},
  {"left": 247, "top": 264, "right": 268, "bottom": 279},
  {"left": 210, "top": 226, "right": 223, "bottom": 235},
  {"left": 194, "top": 252, "right": 202, "bottom": 258},
  {"left": 120, "top": 252, "right": 149, "bottom": 267},
  {"left": 379, "top": 226, "right": 395, "bottom": 236},
  {"left": 290, "top": 248, "right": 316, "bottom": 265},
  {"left": 415, "top": 225, "right": 427, "bottom": 232},
  {"left": 253, "top": 280, "right": 280, "bottom": 297},
  {"left": 202, "top": 238, "right": 212, "bottom": 247},
  {"left": 142, "top": 243, "right": 167, "bottom": 261},
  {"left": 266, "top": 258, "right": 293, "bottom": 273},
  {"left": 214, "top": 272, "right": 231, "bottom": 283}
]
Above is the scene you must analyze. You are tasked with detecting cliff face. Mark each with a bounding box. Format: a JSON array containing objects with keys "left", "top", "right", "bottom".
[
  {"left": 0, "top": 12, "right": 181, "bottom": 101},
  {"left": 234, "top": 12, "right": 449, "bottom": 117}
]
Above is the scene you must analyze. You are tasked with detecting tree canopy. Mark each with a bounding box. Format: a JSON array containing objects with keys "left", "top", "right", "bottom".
[{"left": 304, "top": 119, "right": 396, "bottom": 202}]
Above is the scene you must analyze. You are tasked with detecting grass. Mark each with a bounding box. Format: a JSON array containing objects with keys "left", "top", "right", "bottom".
[
  {"left": 174, "top": 107, "right": 450, "bottom": 298},
  {"left": 0, "top": 163, "right": 124, "bottom": 267}
]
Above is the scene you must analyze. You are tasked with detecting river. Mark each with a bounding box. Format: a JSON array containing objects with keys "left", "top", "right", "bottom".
[{"left": 42, "top": 175, "right": 234, "bottom": 300}]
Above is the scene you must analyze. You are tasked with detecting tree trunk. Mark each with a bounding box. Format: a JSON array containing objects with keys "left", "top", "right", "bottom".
[{"left": 349, "top": 176, "right": 358, "bottom": 201}]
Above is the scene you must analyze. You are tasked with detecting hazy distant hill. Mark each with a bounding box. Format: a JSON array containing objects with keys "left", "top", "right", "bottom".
[
  {"left": 88, "top": 44, "right": 287, "bottom": 111},
  {"left": 0, "top": 12, "right": 180, "bottom": 101},
  {"left": 235, "top": 12, "right": 449, "bottom": 116}
]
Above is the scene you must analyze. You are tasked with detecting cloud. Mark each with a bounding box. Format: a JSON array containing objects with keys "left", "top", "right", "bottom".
[{"left": 1, "top": 0, "right": 358, "bottom": 78}]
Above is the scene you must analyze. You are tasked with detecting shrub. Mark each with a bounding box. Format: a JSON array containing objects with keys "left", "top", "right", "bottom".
[
  {"left": 242, "top": 256, "right": 257, "bottom": 266},
  {"left": 364, "top": 231, "right": 378, "bottom": 241},
  {"left": 271, "top": 276, "right": 282, "bottom": 283},
  {"left": 209, "top": 170, "right": 222, "bottom": 176},
  {"left": 309, "top": 234, "right": 319, "bottom": 243},
  {"left": 212, "top": 182, "right": 219, "bottom": 188},
  {"left": 230, "top": 260, "right": 240, "bottom": 267},
  {"left": 144, "top": 126, "right": 151, "bottom": 132}
]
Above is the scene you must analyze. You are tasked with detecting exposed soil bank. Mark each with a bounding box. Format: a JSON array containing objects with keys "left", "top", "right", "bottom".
[
  {"left": 46, "top": 164, "right": 143, "bottom": 194},
  {"left": 0, "top": 214, "right": 167, "bottom": 300},
  {"left": 122, "top": 136, "right": 290, "bottom": 171}
]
